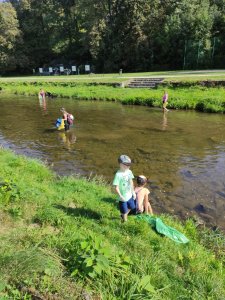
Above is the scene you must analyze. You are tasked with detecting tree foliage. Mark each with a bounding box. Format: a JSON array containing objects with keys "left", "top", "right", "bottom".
[
  {"left": 0, "top": 0, "right": 225, "bottom": 73},
  {"left": 0, "top": 2, "right": 21, "bottom": 72}
]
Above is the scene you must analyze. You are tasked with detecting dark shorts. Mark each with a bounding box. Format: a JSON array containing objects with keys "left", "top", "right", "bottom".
[
  {"left": 119, "top": 197, "right": 136, "bottom": 214},
  {"left": 64, "top": 120, "right": 70, "bottom": 131}
]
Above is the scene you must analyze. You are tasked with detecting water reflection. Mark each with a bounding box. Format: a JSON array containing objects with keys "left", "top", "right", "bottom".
[
  {"left": 162, "top": 111, "right": 168, "bottom": 131},
  {"left": 58, "top": 131, "right": 77, "bottom": 150},
  {"left": 39, "top": 97, "right": 47, "bottom": 113}
]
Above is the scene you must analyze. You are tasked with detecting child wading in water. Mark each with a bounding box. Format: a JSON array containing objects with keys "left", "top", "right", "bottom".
[
  {"left": 135, "top": 175, "right": 153, "bottom": 214},
  {"left": 38, "top": 88, "right": 45, "bottom": 100},
  {"left": 60, "top": 107, "right": 74, "bottom": 131},
  {"left": 113, "top": 155, "right": 136, "bottom": 222},
  {"left": 162, "top": 91, "right": 169, "bottom": 112}
]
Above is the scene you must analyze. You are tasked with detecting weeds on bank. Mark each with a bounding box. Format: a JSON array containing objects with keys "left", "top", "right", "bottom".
[
  {"left": 0, "top": 149, "right": 224, "bottom": 299},
  {"left": 1, "top": 81, "right": 225, "bottom": 113}
]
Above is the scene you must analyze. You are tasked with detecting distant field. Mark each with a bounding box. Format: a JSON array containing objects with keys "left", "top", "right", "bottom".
[{"left": 0, "top": 69, "right": 225, "bottom": 83}]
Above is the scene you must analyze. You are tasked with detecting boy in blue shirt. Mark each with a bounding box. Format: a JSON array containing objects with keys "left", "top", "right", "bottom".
[{"left": 113, "top": 155, "right": 136, "bottom": 222}]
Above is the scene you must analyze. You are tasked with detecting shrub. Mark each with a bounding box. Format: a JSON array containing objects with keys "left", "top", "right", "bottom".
[
  {"left": 66, "top": 234, "right": 133, "bottom": 279},
  {"left": 0, "top": 179, "right": 21, "bottom": 205},
  {"left": 195, "top": 101, "right": 205, "bottom": 112}
]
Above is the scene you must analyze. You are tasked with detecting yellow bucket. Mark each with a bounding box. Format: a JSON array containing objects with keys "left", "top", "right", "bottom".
[{"left": 57, "top": 119, "right": 65, "bottom": 130}]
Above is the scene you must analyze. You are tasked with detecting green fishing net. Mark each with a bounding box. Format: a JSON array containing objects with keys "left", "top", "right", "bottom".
[{"left": 136, "top": 215, "right": 189, "bottom": 244}]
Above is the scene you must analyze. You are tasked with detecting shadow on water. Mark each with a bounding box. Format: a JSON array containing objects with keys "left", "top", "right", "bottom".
[
  {"left": 43, "top": 128, "right": 58, "bottom": 133},
  {"left": 54, "top": 204, "right": 102, "bottom": 220}
]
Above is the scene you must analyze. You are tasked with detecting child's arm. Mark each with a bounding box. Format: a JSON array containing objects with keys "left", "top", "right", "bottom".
[
  {"left": 114, "top": 185, "right": 125, "bottom": 201},
  {"left": 113, "top": 173, "right": 125, "bottom": 201},
  {"left": 130, "top": 179, "right": 136, "bottom": 200},
  {"left": 144, "top": 190, "right": 153, "bottom": 215}
]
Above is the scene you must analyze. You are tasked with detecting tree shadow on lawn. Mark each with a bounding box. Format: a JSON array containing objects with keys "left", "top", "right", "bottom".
[
  {"left": 101, "top": 197, "right": 137, "bottom": 216},
  {"left": 101, "top": 197, "right": 118, "bottom": 208},
  {"left": 54, "top": 204, "right": 102, "bottom": 220}
]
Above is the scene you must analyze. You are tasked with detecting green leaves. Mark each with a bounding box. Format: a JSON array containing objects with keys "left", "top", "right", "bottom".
[
  {"left": 138, "top": 275, "right": 156, "bottom": 293},
  {"left": 0, "top": 178, "right": 21, "bottom": 204},
  {"left": 0, "top": 2, "right": 21, "bottom": 73},
  {"left": 2, "top": 0, "right": 225, "bottom": 73},
  {"left": 68, "top": 234, "right": 133, "bottom": 279}
]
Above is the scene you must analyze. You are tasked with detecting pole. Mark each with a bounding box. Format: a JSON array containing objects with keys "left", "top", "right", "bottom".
[
  {"left": 211, "top": 37, "right": 216, "bottom": 67},
  {"left": 197, "top": 40, "right": 201, "bottom": 69},
  {"left": 183, "top": 40, "right": 187, "bottom": 70}
]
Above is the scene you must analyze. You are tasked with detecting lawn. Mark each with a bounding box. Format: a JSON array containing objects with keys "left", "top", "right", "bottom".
[{"left": 0, "top": 149, "right": 224, "bottom": 299}]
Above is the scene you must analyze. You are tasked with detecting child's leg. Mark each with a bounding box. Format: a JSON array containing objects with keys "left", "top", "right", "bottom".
[
  {"left": 127, "top": 198, "right": 136, "bottom": 216},
  {"left": 119, "top": 201, "right": 129, "bottom": 222},
  {"left": 143, "top": 194, "right": 153, "bottom": 215},
  {"left": 123, "top": 212, "right": 129, "bottom": 222},
  {"left": 120, "top": 198, "right": 135, "bottom": 221}
]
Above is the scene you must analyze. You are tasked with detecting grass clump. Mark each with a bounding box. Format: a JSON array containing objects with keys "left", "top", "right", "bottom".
[{"left": 0, "top": 148, "right": 224, "bottom": 299}]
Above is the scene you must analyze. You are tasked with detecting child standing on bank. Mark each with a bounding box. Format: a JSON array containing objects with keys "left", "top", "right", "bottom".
[
  {"left": 135, "top": 175, "right": 153, "bottom": 215},
  {"left": 113, "top": 155, "right": 136, "bottom": 222}
]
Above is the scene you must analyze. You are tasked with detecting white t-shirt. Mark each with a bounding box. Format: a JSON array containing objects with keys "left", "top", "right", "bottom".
[{"left": 113, "top": 169, "right": 134, "bottom": 201}]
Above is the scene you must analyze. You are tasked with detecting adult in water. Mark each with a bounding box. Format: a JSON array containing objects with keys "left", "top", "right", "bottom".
[{"left": 60, "top": 107, "right": 70, "bottom": 131}]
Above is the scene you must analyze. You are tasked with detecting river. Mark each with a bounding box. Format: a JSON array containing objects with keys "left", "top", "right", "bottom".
[{"left": 0, "top": 94, "right": 224, "bottom": 229}]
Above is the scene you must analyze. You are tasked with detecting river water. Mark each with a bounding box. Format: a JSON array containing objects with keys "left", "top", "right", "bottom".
[{"left": 0, "top": 94, "right": 225, "bottom": 229}]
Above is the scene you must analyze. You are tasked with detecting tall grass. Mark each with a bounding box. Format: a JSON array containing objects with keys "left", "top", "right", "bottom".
[
  {"left": 0, "top": 149, "right": 224, "bottom": 299},
  {"left": 1, "top": 81, "right": 225, "bottom": 113}
]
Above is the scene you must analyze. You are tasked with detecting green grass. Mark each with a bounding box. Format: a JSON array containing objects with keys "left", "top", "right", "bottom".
[
  {"left": 0, "top": 149, "right": 224, "bottom": 299},
  {"left": 1, "top": 70, "right": 225, "bottom": 83},
  {"left": 1, "top": 80, "right": 225, "bottom": 113}
]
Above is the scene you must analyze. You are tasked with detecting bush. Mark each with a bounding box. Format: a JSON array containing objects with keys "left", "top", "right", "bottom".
[
  {"left": 195, "top": 101, "right": 205, "bottom": 112},
  {"left": 0, "top": 179, "right": 21, "bottom": 205},
  {"left": 65, "top": 234, "right": 133, "bottom": 279}
]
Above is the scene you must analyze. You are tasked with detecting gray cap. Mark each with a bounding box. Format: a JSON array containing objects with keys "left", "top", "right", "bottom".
[{"left": 118, "top": 154, "right": 132, "bottom": 165}]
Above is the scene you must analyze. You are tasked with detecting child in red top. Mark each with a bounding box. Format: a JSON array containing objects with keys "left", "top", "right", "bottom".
[{"left": 134, "top": 175, "right": 153, "bottom": 214}]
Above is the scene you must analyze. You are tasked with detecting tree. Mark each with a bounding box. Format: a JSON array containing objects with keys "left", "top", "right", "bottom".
[
  {"left": 1, "top": 0, "right": 223, "bottom": 73},
  {"left": 162, "top": 0, "right": 213, "bottom": 69},
  {"left": 0, "top": 2, "right": 21, "bottom": 73},
  {"left": 9, "top": 0, "right": 57, "bottom": 70}
]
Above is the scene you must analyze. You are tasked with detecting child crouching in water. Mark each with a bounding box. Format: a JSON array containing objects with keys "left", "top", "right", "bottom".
[
  {"left": 113, "top": 155, "right": 136, "bottom": 222},
  {"left": 134, "top": 175, "right": 153, "bottom": 215}
]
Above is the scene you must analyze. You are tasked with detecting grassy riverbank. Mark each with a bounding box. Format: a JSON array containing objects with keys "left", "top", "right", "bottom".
[
  {"left": 1, "top": 75, "right": 225, "bottom": 113},
  {"left": 0, "top": 149, "right": 224, "bottom": 299}
]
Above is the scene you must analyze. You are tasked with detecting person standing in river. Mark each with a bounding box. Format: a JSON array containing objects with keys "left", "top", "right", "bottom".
[
  {"left": 162, "top": 91, "right": 169, "bottom": 112},
  {"left": 60, "top": 107, "right": 70, "bottom": 131},
  {"left": 38, "top": 88, "right": 46, "bottom": 100}
]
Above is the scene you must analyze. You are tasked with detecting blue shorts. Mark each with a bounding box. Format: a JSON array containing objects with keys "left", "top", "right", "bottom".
[{"left": 119, "top": 197, "right": 136, "bottom": 214}]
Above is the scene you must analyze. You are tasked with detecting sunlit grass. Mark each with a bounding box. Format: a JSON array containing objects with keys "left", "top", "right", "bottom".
[
  {"left": 0, "top": 149, "right": 224, "bottom": 299},
  {"left": 1, "top": 80, "right": 225, "bottom": 113}
]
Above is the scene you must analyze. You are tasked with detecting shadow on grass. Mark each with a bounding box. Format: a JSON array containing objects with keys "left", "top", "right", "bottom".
[
  {"left": 54, "top": 204, "right": 102, "bottom": 220},
  {"left": 101, "top": 197, "right": 118, "bottom": 208}
]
